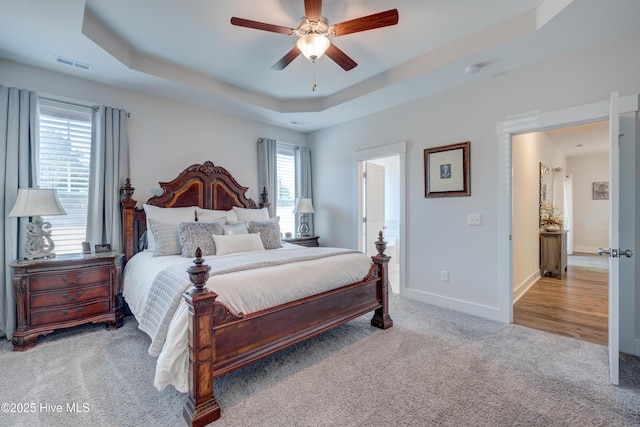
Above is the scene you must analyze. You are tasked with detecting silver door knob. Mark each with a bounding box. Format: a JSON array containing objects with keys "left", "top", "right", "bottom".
[
  {"left": 598, "top": 248, "right": 610, "bottom": 256},
  {"left": 620, "top": 249, "right": 633, "bottom": 258}
]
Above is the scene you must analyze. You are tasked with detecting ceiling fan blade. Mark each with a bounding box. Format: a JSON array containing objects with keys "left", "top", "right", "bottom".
[
  {"left": 332, "top": 9, "right": 399, "bottom": 36},
  {"left": 304, "top": 0, "right": 323, "bottom": 22},
  {"left": 271, "top": 46, "right": 301, "bottom": 70},
  {"left": 230, "top": 17, "right": 295, "bottom": 35},
  {"left": 325, "top": 43, "right": 357, "bottom": 71}
]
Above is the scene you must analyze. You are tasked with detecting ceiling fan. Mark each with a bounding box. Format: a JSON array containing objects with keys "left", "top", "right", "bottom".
[{"left": 230, "top": 0, "right": 399, "bottom": 71}]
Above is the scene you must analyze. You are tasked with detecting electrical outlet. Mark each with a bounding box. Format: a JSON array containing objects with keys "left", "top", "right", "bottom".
[
  {"left": 440, "top": 271, "right": 449, "bottom": 282},
  {"left": 468, "top": 213, "right": 481, "bottom": 226}
]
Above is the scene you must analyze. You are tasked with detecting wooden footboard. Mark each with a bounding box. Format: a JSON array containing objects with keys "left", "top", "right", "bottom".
[{"left": 182, "top": 234, "right": 393, "bottom": 427}]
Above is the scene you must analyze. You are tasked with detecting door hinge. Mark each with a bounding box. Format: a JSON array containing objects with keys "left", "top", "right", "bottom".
[
  {"left": 362, "top": 217, "right": 367, "bottom": 223},
  {"left": 362, "top": 171, "right": 366, "bottom": 179}
]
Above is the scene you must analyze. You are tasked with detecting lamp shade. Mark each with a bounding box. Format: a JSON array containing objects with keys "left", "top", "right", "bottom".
[
  {"left": 9, "top": 188, "right": 67, "bottom": 217},
  {"left": 296, "top": 34, "right": 330, "bottom": 61},
  {"left": 294, "top": 198, "right": 315, "bottom": 214}
]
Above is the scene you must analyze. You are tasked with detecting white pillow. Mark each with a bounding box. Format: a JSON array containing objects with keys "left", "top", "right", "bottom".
[
  {"left": 232, "top": 206, "right": 270, "bottom": 222},
  {"left": 143, "top": 204, "right": 197, "bottom": 250},
  {"left": 212, "top": 233, "right": 265, "bottom": 256},
  {"left": 196, "top": 207, "right": 238, "bottom": 223}
]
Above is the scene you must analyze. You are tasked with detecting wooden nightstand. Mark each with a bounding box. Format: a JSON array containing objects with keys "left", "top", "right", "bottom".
[
  {"left": 11, "top": 252, "right": 124, "bottom": 351},
  {"left": 283, "top": 235, "right": 320, "bottom": 247}
]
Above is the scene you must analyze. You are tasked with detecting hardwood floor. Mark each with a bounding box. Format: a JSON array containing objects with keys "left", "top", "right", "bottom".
[{"left": 513, "top": 257, "right": 608, "bottom": 345}]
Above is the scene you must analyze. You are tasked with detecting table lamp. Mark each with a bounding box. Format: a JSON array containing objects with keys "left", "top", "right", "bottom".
[
  {"left": 9, "top": 188, "right": 67, "bottom": 259},
  {"left": 294, "top": 198, "right": 315, "bottom": 236}
]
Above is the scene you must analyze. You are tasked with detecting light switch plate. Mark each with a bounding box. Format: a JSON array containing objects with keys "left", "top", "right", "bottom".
[{"left": 468, "top": 214, "right": 481, "bottom": 226}]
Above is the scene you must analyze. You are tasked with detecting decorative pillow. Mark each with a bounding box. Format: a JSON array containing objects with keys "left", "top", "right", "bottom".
[
  {"left": 196, "top": 207, "right": 238, "bottom": 223},
  {"left": 232, "top": 206, "right": 270, "bottom": 222},
  {"left": 247, "top": 220, "right": 282, "bottom": 250},
  {"left": 178, "top": 221, "right": 225, "bottom": 257},
  {"left": 223, "top": 222, "right": 248, "bottom": 235},
  {"left": 147, "top": 219, "right": 182, "bottom": 256},
  {"left": 213, "top": 233, "right": 265, "bottom": 256},
  {"left": 143, "top": 204, "right": 197, "bottom": 250}
]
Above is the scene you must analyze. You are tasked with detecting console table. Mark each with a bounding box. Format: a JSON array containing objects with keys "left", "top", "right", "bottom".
[{"left": 540, "top": 231, "right": 568, "bottom": 279}]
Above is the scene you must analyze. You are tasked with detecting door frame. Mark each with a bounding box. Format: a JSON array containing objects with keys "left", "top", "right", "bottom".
[
  {"left": 497, "top": 95, "right": 638, "bottom": 325},
  {"left": 353, "top": 141, "right": 406, "bottom": 294}
]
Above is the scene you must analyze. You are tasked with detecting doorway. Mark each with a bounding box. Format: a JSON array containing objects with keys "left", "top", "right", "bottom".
[
  {"left": 353, "top": 142, "right": 406, "bottom": 295},
  {"left": 511, "top": 121, "right": 610, "bottom": 344}
]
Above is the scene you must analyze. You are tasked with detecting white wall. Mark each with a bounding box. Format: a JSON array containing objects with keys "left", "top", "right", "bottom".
[
  {"left": 308, "top": 30, "right": 640, "bottom": 322},
  {"left": 567, "top": 154, "right": 610, "bottom": 253},
  {"left": 512, "top": 131, "right": 566, "bottom": 299},
  {"left": 0, "top": 59, "right": 307, "bottom": 205}
]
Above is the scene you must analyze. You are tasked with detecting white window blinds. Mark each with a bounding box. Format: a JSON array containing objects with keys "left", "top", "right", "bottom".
[
  {"left": 39, "top": 99, "right": 93, "bottom": 254},
  {"left": 276, "top": 145, "right": 296, "bottom": 235}
]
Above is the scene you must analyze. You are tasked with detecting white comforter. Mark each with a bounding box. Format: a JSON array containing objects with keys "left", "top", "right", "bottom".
[{"left": 122, "top": 243, "right": 373, "bottom": 392}]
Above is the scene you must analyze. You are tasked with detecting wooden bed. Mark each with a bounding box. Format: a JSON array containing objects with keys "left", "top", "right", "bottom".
[{"left": 120, "top": 161, "right": 393, "bottom": 426}]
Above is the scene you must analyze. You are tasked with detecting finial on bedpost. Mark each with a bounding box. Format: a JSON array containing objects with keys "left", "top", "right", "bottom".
[
  {"left": 259, "top": 186, "right": 271, "bottom": 210},
  {"left": 121, "top": 178, "right": 135, "bottom": 201},
  {"left": 187, "top": 247, "right": 211, "bottom": 295},
  {"left": 375, "top": 230, "right": 387, "bottom": 256}
]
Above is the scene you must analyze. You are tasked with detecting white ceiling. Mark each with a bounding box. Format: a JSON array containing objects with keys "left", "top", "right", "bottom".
[
  {"left": 544, "top": 120, "right": 610, "bottom": 158},
  {"left": 1, "top": 0, "right": 639, "bottom": 132}
]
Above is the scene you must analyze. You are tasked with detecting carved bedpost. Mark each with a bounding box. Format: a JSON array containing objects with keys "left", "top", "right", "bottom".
[
  {"left": 120, "top": 178, "right": 137, "bottom": 263},
  {"left": 182, "top": 248, "right": 221, "bottom": 427},
  {"left": 259, "top": 186, "right": 270, "bottom": 210},
  {"left": 371, "top": 231, "right": 393, "bottom": 329}
]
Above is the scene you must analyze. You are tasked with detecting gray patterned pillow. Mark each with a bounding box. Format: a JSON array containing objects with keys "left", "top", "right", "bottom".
[
  {"left": 147, "top": 219, "right": 183, "bottom": 256},
  {"left": 247, "top": 220, "right": 282, "bottom": 250},
  {"left": 178, "top": 221, "right": 225, "bottom": 257}
]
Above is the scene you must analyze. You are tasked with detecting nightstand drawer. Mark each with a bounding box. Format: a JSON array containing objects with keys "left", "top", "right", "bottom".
[
  {"left": 30, "top": 283, "right": 111, "bottom": 309},
  {"left": 29, "top": 268, "right": 110, "bottom": 292},
  {"left": 30, "top": 299, "right": 111, "bottom": 327}
]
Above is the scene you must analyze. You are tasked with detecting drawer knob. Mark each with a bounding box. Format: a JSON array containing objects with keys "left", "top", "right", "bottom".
[
  {"left": 62, "top": 274, "right": 83, "bottom": 285},
  {"left": 62, "top": 291, "right": 83, "bottom": 302},
  {"left": 62, "top": 307, "right": 83, "bottom": 316}
]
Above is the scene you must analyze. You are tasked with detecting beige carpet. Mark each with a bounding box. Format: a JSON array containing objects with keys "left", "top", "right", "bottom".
[{"left": 1, "top": 293, "right": 639, "bottom": 427}]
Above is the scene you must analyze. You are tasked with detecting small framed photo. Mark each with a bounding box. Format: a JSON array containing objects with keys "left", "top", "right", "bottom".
[
  {"left": 592, "top": 181, "right": 609, "bottom": 200},
  {"left": 94, "top": 243, "right": 112, "bottom": 253},
  {"left": 82, "top": 241, "right": 92, "bottom": 254},
  {"left": 424, "top": 141, "right": 471, "bottom": 198}
]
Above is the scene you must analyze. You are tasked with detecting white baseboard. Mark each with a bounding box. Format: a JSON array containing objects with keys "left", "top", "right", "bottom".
[
  {"left": 513, "top": 270, "right": 540, "bottom": 303},
  {"left": 401, "top": 288, "right": 505, "bottom": 323}
]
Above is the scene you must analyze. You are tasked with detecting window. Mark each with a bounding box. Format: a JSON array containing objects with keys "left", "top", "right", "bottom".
[
  {"left": 276, "top": 145, "right": 296, "bottom": 235},
  {"left": 39, "top": 99, "right": 93, "bottom": 255}
]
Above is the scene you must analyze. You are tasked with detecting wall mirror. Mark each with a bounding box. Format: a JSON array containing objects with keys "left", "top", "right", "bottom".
[{"left": 539, "top": 162, "right": 551, "bottom": 225}]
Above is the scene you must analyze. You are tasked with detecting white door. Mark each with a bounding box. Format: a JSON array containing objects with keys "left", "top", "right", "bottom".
[
  {"left": 606, "top": 92, "right": 620, "bottom": 385},
  {"left": 364, "top": 162, "right": 385, "bottom": 257}
]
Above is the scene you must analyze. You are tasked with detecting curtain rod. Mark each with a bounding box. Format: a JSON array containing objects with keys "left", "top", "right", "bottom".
[{"left": 40, "top": 96, "right": 130, "bottom": 117}]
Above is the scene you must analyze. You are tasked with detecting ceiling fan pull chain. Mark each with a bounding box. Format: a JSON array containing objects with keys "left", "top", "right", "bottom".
[{"left": 312, "top": 61, "right": 317, "bottom": 92}]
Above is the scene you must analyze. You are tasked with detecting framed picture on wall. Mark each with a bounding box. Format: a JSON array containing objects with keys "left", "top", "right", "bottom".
[
  {"left": 592, "top": 181, "right": 609, "bottom": 200},
  {"left": 424, "top": 141, "right": 471, "bottom": 198}
]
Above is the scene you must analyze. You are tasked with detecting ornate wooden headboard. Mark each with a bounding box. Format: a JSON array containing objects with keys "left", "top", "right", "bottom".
[{"left": 120, "top": 161, "right": 269, "bottom": 262}]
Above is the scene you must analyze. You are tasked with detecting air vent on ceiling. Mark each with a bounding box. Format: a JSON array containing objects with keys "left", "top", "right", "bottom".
[{"left": 55, "top": 56, "right": 92, "bottom": 71}]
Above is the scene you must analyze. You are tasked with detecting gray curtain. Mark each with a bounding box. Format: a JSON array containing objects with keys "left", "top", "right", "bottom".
[
  {"left": 0, "top": 86, "right": 39, "bottom": 340},
  {"left": 257, "top": 138, "right": 277, "bottom": 217},
  {"left": 86, "top": 106, "right": 130, "bottom": 252},
  {"left": 296, "top": 146, "right": 313, "bottom": 234}
]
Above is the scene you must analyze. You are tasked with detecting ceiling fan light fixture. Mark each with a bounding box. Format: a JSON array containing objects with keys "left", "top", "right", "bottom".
[{"left": 296, "top": 33, "right": 330, "bottom": 61}]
